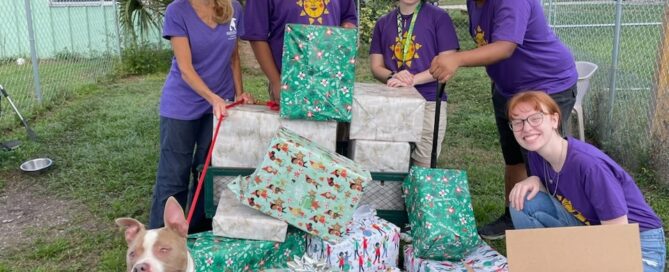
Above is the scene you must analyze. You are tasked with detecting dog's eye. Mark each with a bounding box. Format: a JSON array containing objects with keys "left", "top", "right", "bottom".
[
  {"left": 159, "top": 247, "right": 171, "bottom": 253},
  {"left": 128, "top": 251, "right": 136, "bottom": 258}
]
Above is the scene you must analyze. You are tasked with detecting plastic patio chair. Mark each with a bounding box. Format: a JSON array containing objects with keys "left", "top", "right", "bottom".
[{"left": 573, "top": 61, "right": 598, "bottom": 141}]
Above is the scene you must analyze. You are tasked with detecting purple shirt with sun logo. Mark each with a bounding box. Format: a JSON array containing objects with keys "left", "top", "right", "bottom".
[
  {"left": 467, "top": 0, "right": 578, "bottom": 97},
  {"left": 240, "top": 0, "right": 358, "bottom": 72},
  {"left": 369, "top": 4, "right": 459, "bottom": 101}
]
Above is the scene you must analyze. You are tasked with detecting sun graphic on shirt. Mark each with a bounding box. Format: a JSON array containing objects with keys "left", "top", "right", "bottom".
[
  {"left": 474, "top": 25, "right": 488, "bottom": 47},
  {"left": 297, "top": 0, "right": 330, "bottom": 24},
  {"left": 390, "top": 33, "right": 422, "bottom": 68}
]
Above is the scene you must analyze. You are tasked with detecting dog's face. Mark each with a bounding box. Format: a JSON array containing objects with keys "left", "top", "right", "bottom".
[{"left": 115, "top": 197, "right": 193, "bottom": 272}]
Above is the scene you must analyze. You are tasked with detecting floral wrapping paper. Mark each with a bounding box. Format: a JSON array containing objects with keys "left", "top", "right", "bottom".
[
  {"left": 403, "top": 244, "right": 509, "bottom": 272},
  {"left": 280, "top": 24, "right": 358, "bottom": 122},
  {"left": 349, "top": 139, "right": 411, "bottom": 172},
  {"left": 306, "top": 206, "right": 401, "bottom": 272},
  {"left": 212, "top": 104, "right": 337, "bottom": 168},
  {"left": 403, "top": 166, "right": 481, "bottom": 261},
  {"left": 213, "top": 186, "right": 288, "bottom": 242},
  {"left": 228, "top": 127, "right": 372, "bottom": 243},
  {"left": 187, "top": 229, "right": 306, "bottom": 272},
  {"left": 349, "top": 83, "right": 425, "bottom": 142}
]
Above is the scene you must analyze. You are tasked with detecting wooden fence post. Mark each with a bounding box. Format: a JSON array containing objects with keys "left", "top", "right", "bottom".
[{"left": 651, "top": 4, "right": 669, "bottom": 185}]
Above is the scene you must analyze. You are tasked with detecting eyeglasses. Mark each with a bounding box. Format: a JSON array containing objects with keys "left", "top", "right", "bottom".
[{"left": 509, "top": 112, "right": 545, "bottom": 132}]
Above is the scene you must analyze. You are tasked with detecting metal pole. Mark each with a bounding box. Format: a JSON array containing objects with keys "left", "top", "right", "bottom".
[
  {"left": 113, "top": 0, "right": 123, "bottom": 57},
  {"left": 24, "top": 0, "right": 42, "bottom": 102},
  {"left": 606, "top": 0, "right": 624, "bottom": 139}
]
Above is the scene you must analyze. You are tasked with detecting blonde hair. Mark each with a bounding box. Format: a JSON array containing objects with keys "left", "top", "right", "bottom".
[{"left": 213, "top": 0, "right": 233, "bottom": 24}]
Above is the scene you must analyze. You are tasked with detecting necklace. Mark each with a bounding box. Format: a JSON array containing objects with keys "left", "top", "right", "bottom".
[
  {"left": 543, "top": 140, "right": 566, "bottom": 197},
  {"left": 395, "top": 2, "right": 421, "bottom": 70}
]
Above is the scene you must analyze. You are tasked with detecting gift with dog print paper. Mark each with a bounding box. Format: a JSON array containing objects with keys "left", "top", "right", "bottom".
[
  {"left": 403, "top": 243, "right": 508, "bottom": 272},
  {"left": 187, "top": 228, "right": 306, "bottom": 272},
  {"left": 349, "top": 83, "right": 425, "bottom": 142},
  {"left": 306, "top": 205, "right": 401, "bottom": 272},
  {"left": 212, "top": 104, "right": 337, "bottom": 168},
  {"left": 229, "top": 127, "right": 372, "bottom": 243},
  {"left": 403, "top": 166, "right": 481, "bottom": 261},
  {"left": 280, "top": 24, "right": 357, "bottom": 122}
]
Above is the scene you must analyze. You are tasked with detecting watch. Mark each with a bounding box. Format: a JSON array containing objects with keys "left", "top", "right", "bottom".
[{"left": 386, "top": 71, "right": 396, "bottom": 80}]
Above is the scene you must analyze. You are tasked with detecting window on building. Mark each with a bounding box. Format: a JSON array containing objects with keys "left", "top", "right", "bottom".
[{"left": 50, "top": 0, "right": 115, "bottom": 7}]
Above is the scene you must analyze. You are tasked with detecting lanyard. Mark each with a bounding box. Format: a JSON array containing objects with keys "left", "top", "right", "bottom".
[{"left": 396, "top": 2, "right": 422, "bottom": 70}]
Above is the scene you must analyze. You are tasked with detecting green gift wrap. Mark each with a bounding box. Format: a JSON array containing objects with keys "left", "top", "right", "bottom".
[
  {"left": 403, "top": 166, "right": 481, "bottom": 261},
  {"left": 187, "top": 228, "right": 306, "bottom": 272},
  {"left": 280, "top": 24, "right": 358, "bottom": 122},
  {"left": 229, "top": 127, "right": 371, "bottom": 242}
]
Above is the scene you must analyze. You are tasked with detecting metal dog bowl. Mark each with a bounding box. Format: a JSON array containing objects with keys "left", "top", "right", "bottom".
[{"left": 20, "top": 158, "right": 53, "bottom": 172}]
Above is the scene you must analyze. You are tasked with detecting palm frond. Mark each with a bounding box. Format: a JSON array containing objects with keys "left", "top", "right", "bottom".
[{"left": 117, "top": 0, "right": 170, "bottom": 43}]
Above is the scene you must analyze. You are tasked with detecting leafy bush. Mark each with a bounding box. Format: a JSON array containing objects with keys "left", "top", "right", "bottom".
[
  {"left": 117, "top": 42, "right": 172, "bottom": 76},
  {"left": 359, "top": 0, "right": 395, "bottom": 45}
]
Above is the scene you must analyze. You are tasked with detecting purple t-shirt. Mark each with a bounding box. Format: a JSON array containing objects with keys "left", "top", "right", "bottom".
[
  {"left": 370, "top": 4, "right": 459, "bottom": 101},
  {"left": 467, "top": 0, "right": 577, "bottom": 97},
  {"left": 160, "top": 0, "right": 244, "bottom": 120},
  {"left": 240, "top": 0, "right": 357, "bottom": 71},
  {"left": 528, "top": 137, "right": 662, "bottom": 231}
]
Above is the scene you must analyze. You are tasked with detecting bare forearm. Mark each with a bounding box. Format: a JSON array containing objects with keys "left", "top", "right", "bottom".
[
  {"left": 180, "top": 70, "right": 219, "bottom": 103},
  {"left": 601, "top": 215, "right": 629, "bottom": 225},
  {"left": 249, "top": 41, "right": 281, "bottom": 84},
  {"left": 413, "top": 70, "right": 435, "bottom": 85},
  {"left": 231, "top": 41, "right": 243, "bottom": 98},
  {"left": 370, "top": 54, "right": 392, "bottom": 84},
  {"left": 455, "top": 41, "right": 516, "bottom": 67}
]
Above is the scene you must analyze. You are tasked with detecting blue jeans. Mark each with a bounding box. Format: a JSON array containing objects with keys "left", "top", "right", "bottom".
[
  {"left": 511, "top": 192, "right": 667, "bottom": 272},
  {"left": 148, "top": 115, "right": 213, "bottom": 233}
]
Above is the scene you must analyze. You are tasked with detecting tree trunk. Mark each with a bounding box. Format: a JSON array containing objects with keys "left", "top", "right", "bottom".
[{"left": 651, "top": 4, "right": 669, "bottom": 185}]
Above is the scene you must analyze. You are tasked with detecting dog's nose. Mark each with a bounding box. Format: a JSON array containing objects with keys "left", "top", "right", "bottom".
[{"left": 132, "top": 263, "right": 150, "bottom": 272}]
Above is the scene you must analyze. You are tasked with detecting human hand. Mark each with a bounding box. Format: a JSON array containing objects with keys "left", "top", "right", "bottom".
[
  {"left": 509, "top": 176, "right": 543, "bottom": 211},
  {"left": 429, "top": 53, "right": 461, "bottom": 83},
  {"left": 386, "top": 78, "right": 409, "bottom": 88},
  {"left": 211, "top": 97, "right": 229, "bottom": 119},
  {"left": 236, "top": 92, "right": 255, "bottom": 104},
  {"left": 341, "top": 22, "right": 356, "bottom": 29},
  {"left": 394, "top": 70, "right": 414, "bottom": 86}
]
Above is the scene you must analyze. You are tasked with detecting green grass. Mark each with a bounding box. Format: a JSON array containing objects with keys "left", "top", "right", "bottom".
[{"left": 0, "top": 45, "right": 666, "bottom": 270}]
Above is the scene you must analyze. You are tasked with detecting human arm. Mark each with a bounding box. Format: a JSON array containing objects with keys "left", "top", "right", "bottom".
[
  {"left": 340, "top": 0, "right": 358, "bottom": 28},
  {"left": 509, "top": 176, "right": 546, "bottom": 211},
  {"left": 231, "top": 40, "right": 253, "bottom": 104},
  {"left": 249, "top": 40, "right": 282, "bottom": 101},
  {"left": 601, "top": 215, "right": 629, "bottom": 225},
  {"left": 429, "top": 41, "right": 517, "bottom": 83},
  {"left": 171, "top": 37, "right": 229, "bottom": 117}
]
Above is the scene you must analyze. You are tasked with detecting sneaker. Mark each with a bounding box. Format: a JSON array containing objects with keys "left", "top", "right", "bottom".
[{"left": 478, "top": 210, "right": 514, "bottom": 240}]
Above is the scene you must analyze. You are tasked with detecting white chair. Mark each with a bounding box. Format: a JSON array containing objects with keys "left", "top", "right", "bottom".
[{"left": 573, "top": 61, "right": 598, "bottom": 141}]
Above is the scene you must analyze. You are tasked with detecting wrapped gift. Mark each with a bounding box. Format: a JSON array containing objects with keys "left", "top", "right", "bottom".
[
  {"left": 404, "top": 244, "right": 509, "bottom": 272},
  {"left": 187, "top": 228, "right": 306, "bottom": 272},
  {"left": 349, "top": 140, "right": 411, "bottom": 172},
  {"left": 403, "top": 166, "right": 481, "bottom": 261},
  {"left": 306, "top": 206, "right": 401, "bottom": 272},
  {"left": 213, "top": 104, "right": 337, "bottom": 167},
  {"left": 280, "top": 24, "right": 357, "bottom": 122},
  {"left": 213, "top": 186, "right": 288, "bottom": 242},
  {"left": 350, "top": 83, "right": 425, "bottom": 142},
  {"left": 229, "top": 127, "right": 372, "bottom": 242}
]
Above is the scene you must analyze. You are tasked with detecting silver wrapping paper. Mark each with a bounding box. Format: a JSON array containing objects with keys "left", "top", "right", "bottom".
[
  {"left": 212, "top": 104, "right": 337, "bottom": 167},
  {"left": 349, "top": 140, "right": 411, "bottom": 172},
  {"left": 350, "top": 83, "right": 425, "bottom": 142}
]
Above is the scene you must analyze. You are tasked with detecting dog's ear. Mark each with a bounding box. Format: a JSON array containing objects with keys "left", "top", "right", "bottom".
[
  {"left": 164, "top": 196, "right": 189, "bottom": 238},
  {"left": 115, "top": 218, "right": 145, "bottom": 245}
]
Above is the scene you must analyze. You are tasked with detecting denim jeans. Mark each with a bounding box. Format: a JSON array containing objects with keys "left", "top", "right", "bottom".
[
  {"left": 148, "top": 115, "right": 213, "bottom": 233},
  {"left": 511, "top": 192, "right": 667, "bottom": 272}
]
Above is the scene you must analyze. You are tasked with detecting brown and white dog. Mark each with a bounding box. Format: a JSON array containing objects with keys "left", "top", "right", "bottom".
[{"left": 115, "top": 197, "right": 195, "bottom": 272}]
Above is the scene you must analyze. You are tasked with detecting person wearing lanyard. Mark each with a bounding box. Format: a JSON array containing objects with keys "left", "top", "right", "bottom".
[
  {"left": 241, "top": 0, "right": 357, "bottom": 102},
  {"left": 369, "top": 0, "right": 459, "bottom": 167},
  {"left": 429, "top": 0, "right": 578, "bottom": 239}
]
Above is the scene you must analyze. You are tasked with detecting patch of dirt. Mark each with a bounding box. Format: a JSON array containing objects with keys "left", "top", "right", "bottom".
[
  {"left": 239, "top": 40, "right": 261, "bottom": 70},
  {"left": 0, "top": 172, "right": 99, "bottom": 256}
]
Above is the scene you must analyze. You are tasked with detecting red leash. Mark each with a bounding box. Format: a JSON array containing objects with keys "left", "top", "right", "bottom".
[{"left": 186, "top": 100, "right": 243, "bottom": 224}]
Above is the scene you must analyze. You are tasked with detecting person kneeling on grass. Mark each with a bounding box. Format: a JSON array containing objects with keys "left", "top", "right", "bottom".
[{"left": 506, "top": 91, "right": 666, "bottom": 272}]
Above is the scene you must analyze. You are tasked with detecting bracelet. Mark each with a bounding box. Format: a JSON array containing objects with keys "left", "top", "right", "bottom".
[{"left": 386, "top": 71, "right": 396, "bottom": 80}]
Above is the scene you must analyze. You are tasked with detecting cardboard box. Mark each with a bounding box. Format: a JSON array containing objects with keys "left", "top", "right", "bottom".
[
  {"left": 349, "top": 139, "right": 411, "bottom": 172},
  {"left": 506, "top": 224, "right": 642, "bottom": 272}
]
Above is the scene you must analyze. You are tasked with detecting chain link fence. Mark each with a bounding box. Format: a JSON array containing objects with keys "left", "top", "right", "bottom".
[
  {"left": 544, "top": 0, "right": 668, "bottom": 173},
  {"left": 0, "top": 0, "right": 121, "bottom": 132}
]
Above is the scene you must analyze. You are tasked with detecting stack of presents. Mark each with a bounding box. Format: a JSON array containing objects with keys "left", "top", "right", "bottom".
[{"left": 188, "top": 24, "right": 509, "bottom": 271}]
